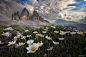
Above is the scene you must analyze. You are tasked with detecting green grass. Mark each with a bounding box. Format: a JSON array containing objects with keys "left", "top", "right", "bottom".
[{"left": 0, "top": 25, "right": 86, "bottom": 57}]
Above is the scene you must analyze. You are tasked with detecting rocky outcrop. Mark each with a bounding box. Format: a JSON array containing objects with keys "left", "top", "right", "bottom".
[
  {"left": 20, "top": 8, "right": 29, "bottom": 21},
  {"left": 30, "top": 10, "right": 39, "bottom": 21},
  {"left": 12, "top": 8, "right": 49, "bottom": 23},
  {"left": 12, "top": 11, "right": 19, "bottom": 20}
]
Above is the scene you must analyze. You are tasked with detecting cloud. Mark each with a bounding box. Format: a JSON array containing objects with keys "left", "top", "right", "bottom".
[
  {"left": 29, "top": 0, "right": 39, "bottom": 6},
  {"left": 1, "top": 0, "right": 86, "bottom": 24},
  {"left": 78, "top": 16, "right": 86, "bottom": 24},
  {"left": 4, "top": 0, "right": 11, "bottom": 1},
  {"left": 24, "top": 3, "right": 34, "bottom": 16},
  {"left": 23, "top": 0, "right": 85, "bottom": 23},
  {"left": 0, "top": 0, "right": 24, "bottom": 21},
  {"left": 33, "top": 0, "right": 76, "bottom": 22}
]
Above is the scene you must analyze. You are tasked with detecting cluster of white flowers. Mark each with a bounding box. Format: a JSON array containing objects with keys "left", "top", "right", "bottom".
[
  {"left": 4, "top": 27, "right": 14, "bottom": 30},
  {"left": 25, "top": 30, "right": 29, "bottom": 32},
  {"left": 70, "top": 32, "right": 76, "bottom": 35},
  {"left": 36, "top": 34, "right": 44, "bottom": 37},
  {"left": 21, "top": 36, "right": 26, "bottom": 39},
  {"left": 27, "top": 35, "right": 31, "bottom": 37},
  {"left": 26, "top": 40, "right": 43, "bottom": 53},
  {"left": 3, "top": 25, "right": 85, "bottom": 54},
  {"left": 2, "top": 32, "right": 12, "bottom": 37},
  {"left": 51, "top": 26, "right": 56, "bottom": 29},
  {"left": 8, "top": 41, "right": 16, "bottom": 46}
]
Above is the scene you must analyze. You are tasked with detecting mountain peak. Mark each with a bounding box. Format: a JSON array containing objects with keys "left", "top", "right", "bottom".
[
  {"left": 23, "top": 8, "right": 27, "bottom": 10},
  {"left": 12, "top": 8, "right": 49, "bottom": 23},
  {"left": 20, "top": 8, "right": 29, "bottom": 20}
]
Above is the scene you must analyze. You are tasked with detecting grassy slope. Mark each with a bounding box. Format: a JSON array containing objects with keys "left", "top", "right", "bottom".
[{"left": 0, "top": 25, "right": 86, "bottom": 57}]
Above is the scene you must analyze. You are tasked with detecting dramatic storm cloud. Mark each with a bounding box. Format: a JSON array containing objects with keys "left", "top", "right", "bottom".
[
  {"left": 0, "top": 0, "right": 86, "bottom": 24},
  {"left": 0, "top": 0, "right": 24, "bottom": 21},
  {"left": 22, "top": 0, "right": 86, "bottom": 23}
]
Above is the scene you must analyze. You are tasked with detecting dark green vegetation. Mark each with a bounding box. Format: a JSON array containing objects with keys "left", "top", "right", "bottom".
[{"left": 0, "top": 25, "right": 86, "bottom": 57}]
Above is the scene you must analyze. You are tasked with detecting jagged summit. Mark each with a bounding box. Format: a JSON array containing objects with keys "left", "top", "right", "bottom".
[
  {"left": 20, "top": 8, "right": 29, "bottom": 21},
  {"left": 12, "top": 11, "right": 20, "bottom": 20},
  {"left": 12, "top": 8, "right": 49, "bottom": 23}
]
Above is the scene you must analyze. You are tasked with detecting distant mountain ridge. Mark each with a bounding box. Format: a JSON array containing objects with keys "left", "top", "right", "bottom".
[
  {"left": 53, "top": 19, "right": 81, "bottom": 25},
  {"left": 53, "top": 19, "right": 86, "bottom": 32},
  {"left": 0, "top": 8, "right": 51, "bottom": 26},
  {"left": 12, "top": 8, "right": 49, "bottom": 23}
]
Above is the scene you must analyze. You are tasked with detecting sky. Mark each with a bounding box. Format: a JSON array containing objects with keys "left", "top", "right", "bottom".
[{"left": 1, "top": 0, "right": 86, "bottom": 23}]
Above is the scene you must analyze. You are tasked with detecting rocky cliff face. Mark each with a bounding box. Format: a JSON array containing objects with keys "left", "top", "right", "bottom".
[
  {"left": 30, "top": 10, "right": 39, "bottom": 21},
  {"left": 20, "top": 8, "right": 29, "bottom": 21},
  {"left": 12, "top": 8, "right": 49, "bottom": 23},
  {"left": 12, "top": 11, "right": 19, "bottom": 20}
]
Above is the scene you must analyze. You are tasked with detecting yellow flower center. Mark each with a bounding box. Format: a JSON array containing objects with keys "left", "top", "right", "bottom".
[
  {"left": 31, "top": 46, "right": 36, "bottom": 51},
  {"left": 20, "top": 43, "right": 23, "bottom": 45},
  {"left": 29, "top": 41, "right": 31, "bottom": 42},
  {"left": 47, "top": 37, "right": 50, "bottom": 39},
  {"left": 14, "top": 37, "right": 17, "bottom": 39},
  {"left": 61, "top": 33, "right": 64, "bottom": 34},
  {"left": 38, "top": 44, "right": 40, "bottom": 45},
  {"left": 45, "top": 29, "right": 47, "bottom": 30}
]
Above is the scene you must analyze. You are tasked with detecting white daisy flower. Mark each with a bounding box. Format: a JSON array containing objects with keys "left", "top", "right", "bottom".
[
  {"left": 42, "top": 27, "right": 44, "bottom": 29},
  {"left": 14, "top": 36, "right": 18, "bottom": 39},
  {"left": 2, "top": 32, "right": 12, "bottom": 37},
  {"left": 37, "top": 41, "right": 43, "bottom": 47},
  {"left": 42, "top": 31, "right": 47, "bottom": 34},
  {"left": 60, "top": 32, "right": 66, "bottom": 35},
  {"left": 54, "top": 31, "right": 59, "bottom": 33},
  {"left": 25, "top": 30, "right": 29, "bottom": 32},
  {"left": 0, "top": 41, "right": 3, "bottom": 44},
  {"left": 36, "top": 34, "right": 44, "bottom": 38},
  {"left": 51, "top": 26, "right": 56, "bottom": 29},
  {"left": 65, "top": 31, "right": 70, "bottom": 33},
  {"left": 16, "top": 31, "right": 22, "bottom": 38},
  {"left": 44, "top": 29, "right": 48, "bottom": 31},
  {"left": 36, "top": 34, "right": 42, "bottom": 36},
  {"left": 70, "top": 32, "right": 76, "bottom": 35},
  {"left": 8, "top": 41, "right": 16, "bottom": 46},
  {"left": 58, "top": 38, "right": 64, "bottom": 41},
  {"left": 18, "top": 42, "right": 25, "bottom": 46},
  {"left": 4, "top": 27, "right": 13, "bottom": 30},
  {"left": 47, "top": 46, "right": 53, "bottom": 51},
  {"left": 27, "top": 35, "right": 31, "bottom": 37},
  {"left": 46, "top": 27, "right": 49, "bottom": 29},
  {"left": 13, "top": 36, "right": 18, "bottom": 42},
  {"left": 52, "top": 41, "right": 59, "bottom": 45},
  {"left": 40, "top": 35, "right": 44, "bottom": 38},
  {"left": 33, "top": 31, "right": 38, "bottom": 34},
  {"left": 77, "top": 32, "right": 83, "bottom": 35},
  {"left": 26, "top": 44, "right": 39, "bottom": 53},
  {"left": 27, "top": 40, "right": 34, "bottom": 45},
  {"left": 21, "top": 36, "right": 26, "bottom": 39},
  {"left": 45, "top": 36, "right": 52, "bottom": 40}
]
